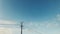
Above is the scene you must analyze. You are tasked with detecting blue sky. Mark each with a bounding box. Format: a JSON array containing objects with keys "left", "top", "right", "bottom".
[
  {"left": 0, "top": 0, "right": 60, "bottom": 34},
  {"left": 1, "top": 0, "right": 60, "bottom": 21}
]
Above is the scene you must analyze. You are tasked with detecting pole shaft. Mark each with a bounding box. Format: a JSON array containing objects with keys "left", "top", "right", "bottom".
[{"left": 21, "top": 23, "right": 23, "bottom": 34}]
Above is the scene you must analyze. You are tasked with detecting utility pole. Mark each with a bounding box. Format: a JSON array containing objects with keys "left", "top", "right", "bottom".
[{"left": 21, "top": 22, "right": 23, "bottom": 34}]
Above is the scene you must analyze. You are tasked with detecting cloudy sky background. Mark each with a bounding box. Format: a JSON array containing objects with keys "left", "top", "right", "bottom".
[{"left": 0, "top": 0, "right": 60, "bottom": 34}]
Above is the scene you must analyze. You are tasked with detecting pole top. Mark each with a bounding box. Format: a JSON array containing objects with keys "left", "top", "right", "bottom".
[{"left": 21, "top": 21, "right": 24, "bottom": 27}]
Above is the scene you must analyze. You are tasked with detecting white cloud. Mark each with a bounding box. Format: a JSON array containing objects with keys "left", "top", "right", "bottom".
[
  {"left": 0, "top": 20, "right": 17, "bottom": 24},
  {"left": 0, "top": 20, "right": 20, "bottom": 34},
  {"left": 23, "top": 28, "right": 42, "bottom": 34},
  {"left": 0, "top": 20, "right": 17, "bottom": 34},
  {"left": 22, "top": 15, "right": 60, "bottom": 34},
  {"left": 0, "top": 27, "right": 13, "bottom": 34},
  {"left": 0, "top": 14, "right": 60, "bottom": 34}
]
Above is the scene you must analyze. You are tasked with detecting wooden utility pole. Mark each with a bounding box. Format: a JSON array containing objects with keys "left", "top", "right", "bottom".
[{"left": 21, "top": 22, "right": 23, "bottom": 34}]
